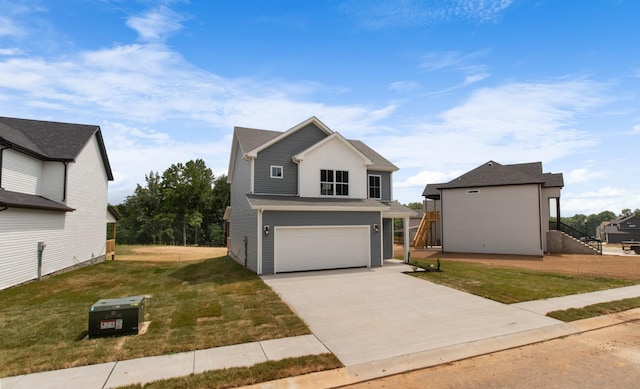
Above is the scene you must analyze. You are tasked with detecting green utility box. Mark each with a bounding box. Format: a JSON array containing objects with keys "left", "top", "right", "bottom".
[{"left": 88, "top": 295, "right": 148, "bottom": 338}]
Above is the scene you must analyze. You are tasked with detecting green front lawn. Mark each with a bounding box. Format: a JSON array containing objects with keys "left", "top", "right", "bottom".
[
  {"left": 409, "top": 258, "right": 637, "bottom": 304},
  {"left": 0, "top": 255, "right": 310, "bottom": 377}
]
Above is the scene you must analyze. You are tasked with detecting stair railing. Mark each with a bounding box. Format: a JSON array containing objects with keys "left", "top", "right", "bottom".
[{"left": 549, "top": 221, "right": 602, "bottom": 254}]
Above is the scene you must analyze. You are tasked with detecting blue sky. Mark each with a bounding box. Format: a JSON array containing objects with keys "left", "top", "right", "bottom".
[{"left": 1, "top": 0, "right": 639, "bottom": 216}]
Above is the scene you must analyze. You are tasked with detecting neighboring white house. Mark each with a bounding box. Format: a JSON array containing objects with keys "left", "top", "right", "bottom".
[
  {"left": 0, "top": 117, "right": 114, "bottom": 290},
  {"left": 422, "top": 161, "right": 564, "bottom": 256}
]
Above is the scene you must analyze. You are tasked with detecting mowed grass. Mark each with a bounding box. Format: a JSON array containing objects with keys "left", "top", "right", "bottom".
[
  {"left": 0, "top": 252, "right": 310, "bottom": 377},
  {"left": 548, "top": 297, "right": 640, "bottom": 322},
  {"left": 118, "top": 354, "right": 342, "bottom": 389},
  {"left": 409, "top": 258, "right": 636, "bottom": 304}
]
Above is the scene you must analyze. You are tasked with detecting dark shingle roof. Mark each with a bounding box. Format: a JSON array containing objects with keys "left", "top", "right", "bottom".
[
  {"left": 0, "top": 116, "right": 113, "bottom": 180},
  {"left": 422, "top": 183, "right": 447, "bottom": 199},
  {"left": 246, "top": 194, "right": 388, "bottom": 211},
  {"left": 0, "top": 189, "right": 75, "bottom": 212},
  {"left": 422, "top": 161, "right": 563, "bottom": 198},
  {"left": 234, "top": 127, "right": 281, "bottom": 154},
  {"left": 233, "top": 123, "right": 397, "bottom": 171},
  {"left": 347, "top": 139, "right": 398, "bottom": 171}
]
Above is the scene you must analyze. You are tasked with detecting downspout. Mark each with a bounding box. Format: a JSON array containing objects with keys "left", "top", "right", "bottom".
[
  {"left": 440, "top": 190, "right": 445, "bottom": 253},
  {"left": 403, "top": 216, "right": 410, "bottom": 264},
  {"left": 538, "top": 185, "right": 543, "bottom": 251},
  {"left": 257, "top": 209, "right": 263, "bottom": 274},
  {"left": 0, "top": 145, "right": 8, "bottom": 189},
  {"left": 62, "top": 162, "right": 68, "bottom": 201}
]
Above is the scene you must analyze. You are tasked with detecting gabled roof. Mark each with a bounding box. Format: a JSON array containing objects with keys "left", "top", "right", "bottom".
[
  {"left": 348, "top": 139, "right": 398, "bottom": 172},
  {"left": 439, "top": 161, "right": 562, "bottom": 189},
  {"left": 293, "top": 132, "right": 373, "bottom": 166},
  {"left": 0, "top": 116, "right": 114, "bottom": 180},
  {"left": 245, "top": 116, "right": 334, "bottom": 158},
  {"left": 0, "top": 189, "right": 75, "bottom": 212},
  {"left": 228, "top": 116, "right": 399, "bottom": 182},
  {"left": 422, "top": 160, "right": 563, "bottom": 198}
]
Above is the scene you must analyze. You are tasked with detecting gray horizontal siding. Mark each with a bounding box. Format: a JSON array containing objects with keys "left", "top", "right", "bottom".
[
  {"left": 254, "top": 123, "right": 328, "bottom": 195},
  {"left": 261, "top": 210, "right": 382, "bottom": 274},
  {"left": 383, "top": 218, "right": 394, "bottom": 259},
  {"left": 368, "top": 170, "right": 392, "bottom": 201},
  {"left": 229, "top": 145, "right": 258, "bottom": 271}
]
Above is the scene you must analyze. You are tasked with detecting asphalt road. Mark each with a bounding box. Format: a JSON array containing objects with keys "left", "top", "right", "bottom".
[{"left": 346, "top": 319, "right": 640, "bottom": 389}]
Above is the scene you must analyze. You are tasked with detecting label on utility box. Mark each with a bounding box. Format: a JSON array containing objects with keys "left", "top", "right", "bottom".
[{"left": 100, "top": 319, "right": 124, "bottom": 330}]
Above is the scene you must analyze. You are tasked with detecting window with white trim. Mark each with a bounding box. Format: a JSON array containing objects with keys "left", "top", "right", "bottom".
[
  {"left": 368, "top": 174, "right": 381, "bottom": 199},
  {"left": 320, "top": 169, "right": 349, "bottom": 196},
  {"left": 270, "top": 165, "right": 283, "bottom": 179}
]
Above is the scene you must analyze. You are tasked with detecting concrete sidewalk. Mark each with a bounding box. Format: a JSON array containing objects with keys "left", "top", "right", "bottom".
[
  {"left": 512, "top": 284, "right": 640, "bottom": 314},
  {"left": 0, "top": 335, "right": 330, "bottom": 389}
]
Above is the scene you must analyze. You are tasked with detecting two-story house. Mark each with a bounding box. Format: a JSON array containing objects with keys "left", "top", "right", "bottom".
[
  {"left": 599, "top": 215, "right": 640, "bottom": 243},
  {"left": 226, "top": 116, "right": 415, "bottom": 274},
  {"left": 0, "top": 116, "right": 114, "bottom": 290},
  {"left": 422, "top": 161, "right": 564, "bottom": 256}
]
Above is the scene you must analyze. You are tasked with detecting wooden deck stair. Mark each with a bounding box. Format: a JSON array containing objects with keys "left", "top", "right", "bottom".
[{"left": 413, "top": 211, "right": 440, "bottom": 248}]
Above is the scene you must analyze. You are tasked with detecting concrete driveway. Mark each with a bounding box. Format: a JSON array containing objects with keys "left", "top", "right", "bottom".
[{"left": 262, "top": 261, "right": 573, "bottom": 368}]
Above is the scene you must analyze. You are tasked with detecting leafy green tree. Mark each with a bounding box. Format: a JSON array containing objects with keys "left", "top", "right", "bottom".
[
  {"left": 115, "top": 160, "right": 230, "bottom": 246},
  {"left": 406, "top": 202, "right": 423, "bottom": 211},
  {"left": 162, "top": 159, "right": 215, "bottom": 246}
]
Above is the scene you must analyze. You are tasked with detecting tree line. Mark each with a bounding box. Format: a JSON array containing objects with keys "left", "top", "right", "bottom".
[{"left": 114, "top": 159, "right": 230, "bottom": 246}]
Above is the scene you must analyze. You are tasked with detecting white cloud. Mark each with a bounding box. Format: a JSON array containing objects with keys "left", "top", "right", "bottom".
[
  {"left": 389, "top": 81, "right": 420, "bottom": 93},
  {"left": 104, "top": 121, "right": 233, "bottom": 203},
  {"left": 0, "top": 47, "right": 24, "bottom": 55},
  {"left": 126, "top": 6, "right": 186, "bottom": 42},
  {"left": 565, "top": 168, "right": 605, "bottom": 185},
  {"left": 379, "top": 78, "right": 606, "bottom": 167},
  {"left": 561, "top": 187, "right": 639, "bottom": 216},
  {"left": 341, "top": 0, "right": 513, "bottom": 29},
  {"left": 632, "top": 124, "right": 640, "bottom": 133},
  {"left": 0, "top": 16, "right": 21, "bottom": 37}
]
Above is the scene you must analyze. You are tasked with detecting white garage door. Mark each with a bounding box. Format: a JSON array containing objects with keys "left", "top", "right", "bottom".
[{"left": 275, "top": 226, "right": 370, "bottom": 273}]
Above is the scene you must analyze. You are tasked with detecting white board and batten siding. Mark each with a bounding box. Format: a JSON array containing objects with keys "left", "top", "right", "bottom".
[
  {"left": 442, "top": 185, "right": 543, "bottom": 256},
  {"left": 0, "top": 136, "right": 110, "bottom": 290},
  {"left": 274, "top": 225, "right": 370, "bottom": 273},
  {"left": 297, "top": 136, "right": 369, "bottom": 199}
]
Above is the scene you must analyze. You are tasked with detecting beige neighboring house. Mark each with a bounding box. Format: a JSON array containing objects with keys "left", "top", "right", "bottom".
[
  {"left": 0, "top": 117, "right": 114, "bottom": 290},
  {"left": 422, "top": 161, "right": 563, "bottom": 256}
]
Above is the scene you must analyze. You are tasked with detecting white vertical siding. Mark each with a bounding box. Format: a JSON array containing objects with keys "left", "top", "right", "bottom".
[
  {"left": 2, "top": 149, "right": 42, "bottom": 194},
  {"left": 442, "top": 185, "right": 543, "bottom": 256},
  {"left": 298, "top": 137, "right": 368, "bottom": 198}
]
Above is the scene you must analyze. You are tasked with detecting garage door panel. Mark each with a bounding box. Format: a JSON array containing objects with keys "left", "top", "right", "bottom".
[{"left": 275, "top": 226, "right": 370, "bottom": 273}]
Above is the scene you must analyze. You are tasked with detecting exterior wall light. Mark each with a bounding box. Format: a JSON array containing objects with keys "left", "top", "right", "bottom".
[
  {"left": 374, "top": 224, "right": 379, "bottom": 233},
  {"left": 264, "top": 225, "right": 270, "bottom": 235}
]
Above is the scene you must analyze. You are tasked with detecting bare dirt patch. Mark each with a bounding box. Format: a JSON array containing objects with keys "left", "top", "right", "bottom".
[
  {"left": 398, "top": 246, "right": 640, "bottom": 281},
  {"left": 117, "top": 246, "right": 228, "bottom": 262}
]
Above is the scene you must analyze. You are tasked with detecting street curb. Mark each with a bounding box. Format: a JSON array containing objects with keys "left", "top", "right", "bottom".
[{"left": 242, "top": 308, "right": 640, "bottom": 389}]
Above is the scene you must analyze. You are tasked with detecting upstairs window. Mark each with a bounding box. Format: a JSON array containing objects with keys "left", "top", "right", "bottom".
[
  {"left": 368, "top": 175, "right": 381, "bottom": 199},
  {"left": 270, "top": 165, "right": 283, "bottom": 179},
  {"left": 321, "top": 169, "right": 349, "bottom": 196}
]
